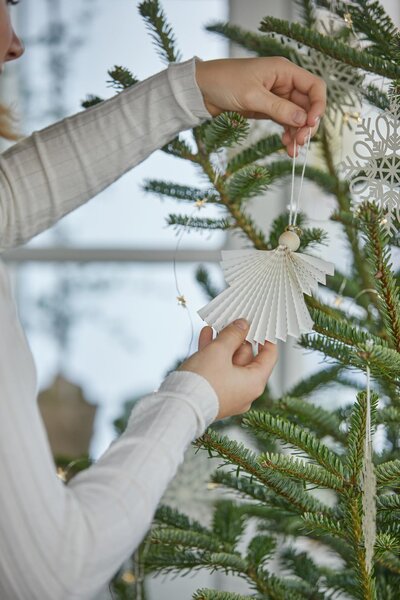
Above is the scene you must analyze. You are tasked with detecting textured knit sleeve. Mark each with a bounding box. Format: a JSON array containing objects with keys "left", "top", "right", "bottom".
[
  {"left": 0, "top": 56, "right": 210, "bottom": 250},
  {"left": 0, "top": 56, "right": 219, "bottom": 599},
  {"left": 0, "top": 257, "right": 219, "bottom": 599}
]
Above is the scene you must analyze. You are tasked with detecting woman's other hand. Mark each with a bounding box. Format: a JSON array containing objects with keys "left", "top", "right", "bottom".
[
  {"left": 177, "top": 319, "right": 278, "bottom": 420},
  {"left": 195, "top": 56, "right": 326, "bottom": 157}
]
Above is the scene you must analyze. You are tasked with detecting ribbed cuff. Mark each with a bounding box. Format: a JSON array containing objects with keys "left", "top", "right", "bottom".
[
  {"left": 158, "top": 370, "right": 219, "bottom": 437},
  {"left": 167, "top": 56, "right": 212, "bottom": 122}
]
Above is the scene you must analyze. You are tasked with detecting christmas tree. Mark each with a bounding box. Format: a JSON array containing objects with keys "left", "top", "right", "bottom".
[{"left": 84, "top": 1, "right": 400, "bottom": 598}]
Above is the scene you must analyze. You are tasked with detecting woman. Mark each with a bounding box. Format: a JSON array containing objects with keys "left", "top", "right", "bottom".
[{"left": 0, "top": 1, "right": 326, "bottom": 598}]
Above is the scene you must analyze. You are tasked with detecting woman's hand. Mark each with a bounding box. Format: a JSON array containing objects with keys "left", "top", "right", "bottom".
[
  {"left": 195, "top": 56, "right": 326, "bottom": 157},
  {"left": 177, "top": 319, "right": 278, "bottom": 420}
]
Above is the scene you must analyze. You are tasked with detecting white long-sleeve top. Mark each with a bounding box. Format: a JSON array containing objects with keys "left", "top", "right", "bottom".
[{"left": 0, "top": 57, "right": 219, "bottom": 600}]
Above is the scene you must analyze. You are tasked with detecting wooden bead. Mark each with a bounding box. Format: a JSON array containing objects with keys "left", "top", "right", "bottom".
[{"left": 278, "top": 230, "right": 300, "bottom": 252}]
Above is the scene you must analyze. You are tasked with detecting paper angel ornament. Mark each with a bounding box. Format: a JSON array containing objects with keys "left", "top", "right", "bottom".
[{"left": 198, "top": 229, "right": 334, "bottom": 344}]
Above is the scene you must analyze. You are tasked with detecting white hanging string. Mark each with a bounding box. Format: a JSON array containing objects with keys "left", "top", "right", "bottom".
[
  {"left": 362, "top": 344, "right": 376, "bottom": 573},
  {"left": 172, "top": 201, "right": 205, "bottom": 360},
  {"left": 288, "top": 128, "right": 312, "bottom": 227},
  {"left": 366, "top": 363, "right": 371, "bottom": 445},
  {"left": 171, "top": 149, "right": 226, "bottom": 360}
]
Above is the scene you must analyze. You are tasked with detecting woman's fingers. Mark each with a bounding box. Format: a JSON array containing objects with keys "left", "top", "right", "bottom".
[
  {"left": 198, "top": 325, "right": 213, "bottom": 351},
  {"left": 289, "top": 64, "right": 326, "bottom": 126},
  {"left": 290, "top": 89, "right": 311, "bottom": 112},
  {"left": 247, "top": 341, "right": 278, "bottom": 380},
  {"left": 233, "top": 340, "right": 254, "bottom": 366}
]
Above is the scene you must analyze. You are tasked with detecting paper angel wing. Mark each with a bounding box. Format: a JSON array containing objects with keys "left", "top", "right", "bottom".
[{"left": 198, "top": 247, "right": 334, "bottom": 344}]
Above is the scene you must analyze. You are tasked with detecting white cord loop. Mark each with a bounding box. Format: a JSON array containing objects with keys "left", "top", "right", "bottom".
[{"left": 288, "top": 128, "right": 312, "bottom": 227}]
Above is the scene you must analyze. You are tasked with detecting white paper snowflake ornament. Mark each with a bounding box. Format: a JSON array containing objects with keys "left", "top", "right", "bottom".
[
  {"left": 341, "top": 93, "right": 400, "bottom": 235},
  {"left": 296, "top": 49, "right": 364, "bottom": 129},
  {"left": 198, "top": 229, "right": 334, "bottom": 344}
]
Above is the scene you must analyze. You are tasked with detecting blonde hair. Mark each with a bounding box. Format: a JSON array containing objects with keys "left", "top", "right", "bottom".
[{"left": 0, "top": 103, "right": 21, "bottom": 141}]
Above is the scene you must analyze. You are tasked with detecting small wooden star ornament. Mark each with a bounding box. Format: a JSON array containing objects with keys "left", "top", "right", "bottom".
[{"left": 177, "top": 294, "right": 187, "bottom": 307}]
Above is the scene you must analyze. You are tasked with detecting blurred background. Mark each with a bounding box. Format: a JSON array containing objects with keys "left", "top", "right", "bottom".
[{"left": 1, "top": 0, "right": 399, "bottom": 598}]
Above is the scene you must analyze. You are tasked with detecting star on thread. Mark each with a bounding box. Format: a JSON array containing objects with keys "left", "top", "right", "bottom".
[
  {"left": 344, "top": 12, "right": 353, "bottom": 27},
  {"left": 194, "top": 198, "right": 207, "bottom": 208},
  {"left": 121, "top": 571, "right": 136, "bottom": 584},
  {"left": 56, "top": 467, "right": 67, "bottom": 482},
  {"left": 177, "top": 294, "right": 187, "bottom": 307},
  {"left": 343, "top": 111, "right": 362, "bottom": 125}
]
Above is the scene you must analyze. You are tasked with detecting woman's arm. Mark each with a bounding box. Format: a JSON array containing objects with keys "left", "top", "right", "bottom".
[
  {"left": 0, "top": 57, "right": 210, "bottom": 251},
  {"left": 0, "top": 263, "right": 218, "bottom": 599}
]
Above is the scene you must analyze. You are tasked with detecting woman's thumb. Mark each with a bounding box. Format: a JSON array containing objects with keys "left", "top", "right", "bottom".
[
  {"left": 262, "top": 90, "right": 307, "bottom": 128},
  {"left": 216, "top": 319, "right": 250, "bottom": 354}
]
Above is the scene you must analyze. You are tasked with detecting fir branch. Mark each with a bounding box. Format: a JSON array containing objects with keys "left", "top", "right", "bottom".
[
  {"left": 259, "top": 16, "right": 400, "bottom": 79},
  {"left": 299, "top": 333, "right": 355, "bottom": 365},
  {"left": 272, "top": 395, "right": 346, "bottom": 444},
  {"left": 206, "top": 22, "right": 294, "bottom": 60},
  {"left": 326, "top": 269, "right": 362, "bottom": 301},
  {"left": 150, "top": 527, "right": 229, "bottom": 553},
  {"left": 239, "top": 503, "right": 301, "bottom": 531},
  {"left": 81, "top": 95, "right": 104, "bottom": 109},
  {"left": 226, "top": 134, "right": 284, "bottom": 174},
  {"left": 376, "top": 460, "right": 400, "bottom": 488},
  {"left": 246, "top": 535, "right": 276, "bottom": 566},
  {"left": 202, "top": 112, "right": 249, "bottom": 153},
  {"left": 167, "top": 214, "right": 233, "bottom": 231},
  {"left": 377, "top": 494, "right": 400, "bottom": 511},
  {"left": 309, "top": 307, "right": 387, "bottom": 349},
  {"left": 251, "top": 573, "right": 307, "bottom": 600},
  {"left": 316, "top": 0, "right": 399, "bottom": 62},
  {"left": 196, "top": 431, "right": 330, "bottom": 515},
  {"left": 267, "top": 211, "right": 327, "bottom": 251},
  {"left": 154, "top": 505, "right": 210, "bottom": 536},
  {"left": 299, "top": 333, "right": 400, "bottom": 384},
  {"left": 376, "top": 406, "right": 400, "bottom": 426},
  {"left": 161, "top": 136, "right": 197, "bottom": 161},
  {"left": 212, "top": 502, "right": 245, "bottom": 546},
  {"left": 198, "top": 155, "right": 269, "bottom": 249},
  {"left": 285, "top": 365, "right": 343, "bottom": 397},
  {"left": 138, "top": 0, "right": 181, "bottom": 63},
  {"left": 280, "top": 548, "right": 322, "bottom": 591},
  {"left": 331, "top": 208, "right": 358, "bottom": 229},
  {"left": 210, "top": 471, "right": 292, "bottom": 512},
  {"left": 297, "top": 227, "right": 328, "bottom": 250},
  {"left": 259, "top": 452, "right": 345, "bottom": 491},
  {"left": 195, "top": 266, "right": 220, "bottom": 300},
  {"left": 106, "top": 66, "right": 139, "bottom": 90},
  {"left": 201, "top": 551, "right": 249, "bottom": 577},
  {"left": 295, "top": 0, "right": 317, "bottom": 28},
  {"left": 322, "top": 569, "right": 359, "bottom": 599},
  {"left": 225, "top": 165, "right": 270, "bottom": 203},
  {"left": 375, "top": 550, "right": 400, "bottom": 576},
  {"left": 142, "top": 180, "right": 219, "bottom": 203},
  {"left": 375, "top": 532, "right": 400, "bottom": 555},
  {"left": 267, "top": 160, "right": 338, "bottom": 195},
  {"left": 143, "top": 547, "right": 209, "bottom": 576},
  {"left": 360, "top": 203, "right": 400, "bottom": 351},
  {"left": 243, "top": 411, "right": 344, "bottom": 477},
  {"left": 345, "top": 390, "right": 379, "bottom": 483},
  {"left": 361, "top": 83, "right": 390, "bottom": 112},
  {"left": 193, "top": 591, "right": 259, "bottom": 600},
  {"left": 301, "top": 512, "right": 346, "bottom": 538}
]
